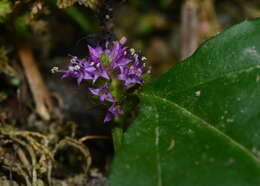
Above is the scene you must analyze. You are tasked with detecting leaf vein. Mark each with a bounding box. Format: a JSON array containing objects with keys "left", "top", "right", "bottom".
[{"left": 141, "top": 92, "right": 260, "bottom": 164}]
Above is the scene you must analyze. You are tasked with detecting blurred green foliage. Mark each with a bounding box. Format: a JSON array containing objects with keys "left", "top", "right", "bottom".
[
  {"left": 0, "top": 0, "right": 12, "bottom": 23},
  {"left": 14, "top": 13, "right": 30, "bottom": 38}
]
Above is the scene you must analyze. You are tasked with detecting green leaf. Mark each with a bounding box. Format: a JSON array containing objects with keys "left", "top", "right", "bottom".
[
  {"left": 109, "top": 18, "right": 260, "bottom": 186},
  {"left": 0, "top": 0, "right": 12, "bottom": 23}
]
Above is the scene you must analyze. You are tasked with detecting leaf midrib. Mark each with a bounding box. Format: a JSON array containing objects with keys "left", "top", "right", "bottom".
[{"left": 140, "top": 92, "right": 260, "bottom": 165}]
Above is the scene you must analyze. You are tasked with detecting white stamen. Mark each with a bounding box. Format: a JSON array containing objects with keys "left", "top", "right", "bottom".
[
  {"left": 195, "top": 90, "right": 201, "bottom": 97},
  {"left": 134, "top": 53, "right": 138, "bottom": 58},
  {"left": 143, "top": 63, "right": 146, "bottom": 67},
  {"left": 74, "top": 65, "right": 80, "bottom": 70},
  {"left": 51, "top": 67, "right": 59, "bottom": 73},
  {"left": 124, "top": 51, "right": 127, "bottom": 55},
  {"left": 96, "top": 63, "right": 101, "bottom": 68},
  {"left": 90, "top": 62, "right": 95, "bottom": 66},
  {"left": 141, "top": 56, "right": 147, "bottom": 61},
  {"left": 119, "top": 36, "right": 127, "bottom": 45},
  {"left": 71, "top": 57, "right": 77, "bottom": 62},
  {"left": 68, "top": 66, "right": 74, "bottom": 71},
  {"left": 130, "top": 48, "right": 135, "bottom": 55},
  {"left": 105, "top": 15, "right": 110, "bottom": 19}
]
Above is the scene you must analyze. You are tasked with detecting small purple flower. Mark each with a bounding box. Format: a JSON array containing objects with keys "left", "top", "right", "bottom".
[
  {"left": 117, "top": 62, "right": 143, "bottom": 87},
  {"left": 109, "top": 42, "right": 131, "bottom": 70},
  {"left": 88, "top": 45, "right": 103, "bottom": 61},
  {"left": 56, "top": 37, "right": 147, "bottom": 122},
  {"left": 89, "top": 84, "right": 115, "bottom": 103},
  {"left": 104, "top": 104, "right": 122, "bottom": 122},
  {"left": 91, "top": 63, "right": 110, "bottom": 83},
  {"left": 59, "top": 56, "right": 96, "bottom": 85},
  {"left": 110, "top": 57, "right": 132, "bottom": 70},
  {"left": 87, "top": 46, "right": 110, "bottom": 83}
]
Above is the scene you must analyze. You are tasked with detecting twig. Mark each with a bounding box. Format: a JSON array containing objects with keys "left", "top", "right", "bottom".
[
  {"left": 10, "top": 136, "right": 37, "bottom": 185},
  {"left": 79, "top": 135, "right": 111, "bottom": 143},
  {"left": 47, "top": 160, "right": 52, "bottom": 186},
  {"left": 13, "top": 144, "right": 31, "bottom": 170},
  {"left": 2, "top": 164, "right": 32, "bottom": 186},
  {"left": 198, "top": 0, "right": 220, "bottom": 41},
  {"left": 17, "top": 45, "right": 53, "bottom": 120},
  {"left": 180, "top": 0, "right": 199, "bottom": 60}
]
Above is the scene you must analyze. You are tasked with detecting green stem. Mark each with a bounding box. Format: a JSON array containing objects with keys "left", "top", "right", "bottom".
[{"left": 112, "top": 127, "right": 124, "bottom": 152}]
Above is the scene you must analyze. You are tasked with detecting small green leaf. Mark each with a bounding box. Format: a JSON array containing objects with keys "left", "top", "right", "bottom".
[
  {"left": 109, "top": 18, "right": 260, "bottom": 186},
  {"left": 0, "top": 0, "right": 12, "bottom": 23}
]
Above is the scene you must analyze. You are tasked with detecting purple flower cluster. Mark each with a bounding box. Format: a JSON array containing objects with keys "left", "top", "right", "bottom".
[{"left": 56, "top": 38, "right": 146, "bottom": 122}]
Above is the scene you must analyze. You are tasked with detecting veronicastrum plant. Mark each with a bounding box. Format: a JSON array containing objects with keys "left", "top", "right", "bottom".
[
  {"left": 53, "top": 37, "right": 149, "bottom": 151},
  {"left": 55, "top": 18, "right": 260, "bottom": 186}
]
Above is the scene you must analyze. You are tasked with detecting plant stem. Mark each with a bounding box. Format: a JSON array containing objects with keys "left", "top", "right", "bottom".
[{"left": 112, "top": 127, "right": 124, "bottom": 152}]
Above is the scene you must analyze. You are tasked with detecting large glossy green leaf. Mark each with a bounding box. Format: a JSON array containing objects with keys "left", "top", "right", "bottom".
[{"left": 109, "top": 18, "right": 260, "bottom": 186}]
